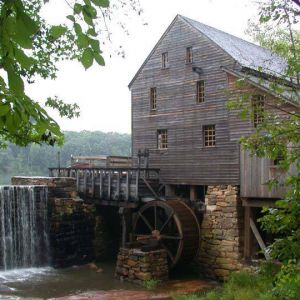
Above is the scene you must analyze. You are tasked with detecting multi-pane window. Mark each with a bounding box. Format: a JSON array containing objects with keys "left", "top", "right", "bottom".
[
  {"left": 252, "top": 95, "right": 265, "bottom": 127},
  {"left": 203, "top": 125, "right": 216, "bottom": 147},
  {"left": 157, "top": 129, "right": 168, "bottom": 149},
  {"left": 162, "top": 52, "right": 168, "bottom": 69},
  {"left": 186, "top": 47, "right": 193, "bottom": 63},
  {"left": 150, "top": 87, "right": 157, "bottom": 111},
  {"left": 196, "top": 80, "right": 205, "bottom": 103}
]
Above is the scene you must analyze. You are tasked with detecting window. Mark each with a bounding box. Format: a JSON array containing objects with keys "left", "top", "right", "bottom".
[
  {"left": 203, "top": 125, "right": 216, "bottom": 147},
  {"left": 162, "top": 52, "right": 168, "bottom": 69},
  {"left": 196, "top": 81, "right": 205, "bottom": 103},
  {"left": 157, "top": 129, "right": 168, "bottom": 149},
  {"left": 186, "top": 47, "right": 193, "bottom": 63},
  {"left": 150, "top": 87, "right": 157, "bottom": 111},
  {"left": 252, "top": 95, "right": 265, "bottom": 127}
]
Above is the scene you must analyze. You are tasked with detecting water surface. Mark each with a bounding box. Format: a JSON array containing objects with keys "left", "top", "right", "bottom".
[{"left": 0, "top": 262, "right": 140, "bottom": 299}]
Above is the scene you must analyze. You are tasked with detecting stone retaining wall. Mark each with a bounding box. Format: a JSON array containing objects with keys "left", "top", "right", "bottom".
[
  {"left": 12, "top": 176, "right": 112, "bottom": 268},
  {"left": 198, "top": 185, "right": 244, "bottom": 280},
  {"left": 115, "top": 248, "right": 169, "bottom": 284}
]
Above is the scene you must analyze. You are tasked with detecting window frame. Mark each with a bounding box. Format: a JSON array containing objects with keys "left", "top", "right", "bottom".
[
  {"left": 203, "top": 125, "right": 216, "bottom": 147},
  {"left": 251, "top": 94, "right": 265, "bottom": 128},
  {"left": 150, "top": 87, "right": 157, "bottom": 111},
  {"left": 161, "top": 52, "right": 168, "bottom": 69},
  {"left": 196, "top": 80, "right": 205, "bottom": 103},
  {"left": 157, "top": 129, "right": 168, "bottom": 150},
  {"left": 186, "top": 46, "right": 193, "bottom": 64}
]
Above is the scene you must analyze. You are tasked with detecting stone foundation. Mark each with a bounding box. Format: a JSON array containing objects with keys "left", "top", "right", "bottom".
[
  {"left": 198, "top": 185, "right": 244, "bottom": 280},
  {"left": 115, "top": 248, "right": 169, "bottom": 284}
]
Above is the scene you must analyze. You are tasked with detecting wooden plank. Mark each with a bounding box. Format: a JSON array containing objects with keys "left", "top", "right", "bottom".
[
  {"left": 116, "top": 171, "right": 120, "bottom": 200},
  {"left": 242, "top": 198, "right": 277, "bottom": 208},
  {"left": 250, "top": 217, "right": 271, "bottom": 260},
  {"left": 76, "top": 170, "right": 80, "bottom": 191},
  {"left": 135, "top": 170, "right": 139, "bottom": 201}
]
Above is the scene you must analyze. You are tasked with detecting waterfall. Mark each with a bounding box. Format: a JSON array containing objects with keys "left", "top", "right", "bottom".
[{"left": 0, "top": 186, "right": 49, "bottom": 270}]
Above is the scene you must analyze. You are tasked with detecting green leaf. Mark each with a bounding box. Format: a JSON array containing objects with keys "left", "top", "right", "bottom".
[
  {"left": 0, "top": 104, "right": 11, "bottom": 117},
  {"left": 89, "top": 38, "right": 100, "bottom": 52},
  {"left": 87, "top": 28, "right": 97, "bottom": 37},
  {"left": 7, "top": 70, "right": 24, "bottom": 96},
  {"left": 50, "top": 25, "right": 68, "bottom": 40},
  {"left": 74, "top": 3, "right": 82, "bottom": 14},
  {"left": 14, "top": 47, "right": 35, "bottom": 69},
  {"left": 94, "top": 52, "right": 105, "bottom": 66},
  {"left": 74, "top": 23, "right": 83, "bottom": 35},
  {"left": 81, "top": 48, "right": 94, "bottom": 69},
  {"left": 66, "top": 15, "right": 76, "bottom": 22},
  {"left": 91, "top": 0, "right": 109, "bottom": 8},
  {"left": 77, "top": 33, "right": 89, "bottom": 49}
]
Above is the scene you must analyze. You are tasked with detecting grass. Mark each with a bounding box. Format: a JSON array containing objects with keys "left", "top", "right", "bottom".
[
  {"left": 142, "top": 278, "right": 161, "bottom": 290},
  {"left": 172, "top": 268, "right": 277, "bottom": 300}
]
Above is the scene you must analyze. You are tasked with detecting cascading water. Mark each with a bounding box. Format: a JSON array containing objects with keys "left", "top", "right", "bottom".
[{"left": 0, "top": 186, "right": 49, "bottom": 270}]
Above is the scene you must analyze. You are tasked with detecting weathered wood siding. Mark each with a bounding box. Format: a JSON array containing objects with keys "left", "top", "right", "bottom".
[
  {"left": 227, "top": 74, "right": 297, "bottom": 198},
  {"left": 130, "top": 17, "right": 239, "bottom": 185}
]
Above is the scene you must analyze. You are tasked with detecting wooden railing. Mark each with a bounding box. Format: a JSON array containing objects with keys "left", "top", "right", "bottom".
[{"left": 49, "top": 167, "right": 160, "bottom": 207}]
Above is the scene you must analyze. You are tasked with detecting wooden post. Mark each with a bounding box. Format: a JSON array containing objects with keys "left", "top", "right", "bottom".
[
  {"left": 83, "top": 170, "right": 88, "bottom": 197},
  {"left": 76, "top": 170, "right": 80, "bottom": 192},
  {"left": 99, "top": 171, "right": 103, "bottom": 199},
  {"left": 108, "top": 171, "right": 111, "bottom": 200},
  {"left": 126, "top": 171, "right": 130, "bottom": 202},
  {"left": 116, "top": 171, "right": 120, "bottom": 200},
  {"left": 135, "top": 170, "right": 139, "bottom": 202},
  {"left": 91, "top": 171, "right": 95, "bottom": 198},
  {"left": 244, "top": 206, "right": 253, "bottom": 260},
  {"left": 190, "top": 185, "right": 197, "bottom": 202}
]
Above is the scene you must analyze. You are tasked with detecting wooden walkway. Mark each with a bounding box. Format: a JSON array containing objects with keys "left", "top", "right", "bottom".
[{"left": 49, "top": 167, "right": 161, "bottom": 208}]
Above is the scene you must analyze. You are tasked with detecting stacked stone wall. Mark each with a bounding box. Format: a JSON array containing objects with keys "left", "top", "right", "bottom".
[
  {"left": 116, "top": 248, "right": 169, "bottom": 284},
  {"left": 198, "top": 185, "right": 244, "bottom": 280}
]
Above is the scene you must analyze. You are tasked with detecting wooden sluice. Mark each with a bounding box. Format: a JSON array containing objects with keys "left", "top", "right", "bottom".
[{"left": 49, "top": 167, "right": 161, "bottom": 208}]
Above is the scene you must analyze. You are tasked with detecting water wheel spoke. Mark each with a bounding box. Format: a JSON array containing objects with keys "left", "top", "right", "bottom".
[
  {"left": 160, "top": 234, "right": 182, "bottom": 240},
  {"left": 138, "top": 211, "right": 153, "bottom": 232},
  {"left": 159, "top": 212, "right": 174, "bottom": 233},
  {"left": 161, "top": 244, "right": 175, "bottom": 264}
]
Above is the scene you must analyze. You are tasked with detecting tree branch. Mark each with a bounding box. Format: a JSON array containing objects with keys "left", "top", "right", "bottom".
[{"left": 292, "top": 0, "right": 300, "bottom": 7}]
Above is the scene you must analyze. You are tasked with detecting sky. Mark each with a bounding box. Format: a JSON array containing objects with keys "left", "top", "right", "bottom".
[{"left": 28, "top": 0, "right": 258, "bottom": 134}]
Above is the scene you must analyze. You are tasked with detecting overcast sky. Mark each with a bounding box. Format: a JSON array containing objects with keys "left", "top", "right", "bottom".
[{"left": 28, "top": 0, "right": 258, "bottom": 134}]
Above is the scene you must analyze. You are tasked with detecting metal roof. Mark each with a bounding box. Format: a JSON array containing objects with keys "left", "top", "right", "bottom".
[{"left": 180, "top": 15, "right": 288, "bottom": 78}]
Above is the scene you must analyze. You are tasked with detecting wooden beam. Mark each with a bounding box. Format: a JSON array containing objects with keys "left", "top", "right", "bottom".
[
  {"left": 242, "top": 198, "right": 277, "bottom": 208},
  {"left": 91, "top": 171, "right": 95, "bottom": 198},
  {"left": 250, "top": 217, "right": 271, "bottom": 260}
]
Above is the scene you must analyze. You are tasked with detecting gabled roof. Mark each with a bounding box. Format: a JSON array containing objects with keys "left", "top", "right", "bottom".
[
  {"left": 129, "top": 15, "right": 289, "bottom": 89},
  {"left": 181, "top": 16, "right": 288, "bottom": 78}
]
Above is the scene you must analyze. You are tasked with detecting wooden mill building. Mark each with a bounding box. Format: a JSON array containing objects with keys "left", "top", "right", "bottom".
[{"left": 128, "top": 14, "right": 298, "bottom": 272}]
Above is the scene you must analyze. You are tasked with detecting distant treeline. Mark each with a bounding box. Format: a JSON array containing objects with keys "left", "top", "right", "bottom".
[{"left": 0, "top": 131, "right": 131, "bottom": 185}]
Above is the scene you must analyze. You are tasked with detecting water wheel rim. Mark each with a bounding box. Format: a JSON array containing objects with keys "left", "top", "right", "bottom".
[{"left": 133, "top": 199, "right": 200, "bottom": 268}]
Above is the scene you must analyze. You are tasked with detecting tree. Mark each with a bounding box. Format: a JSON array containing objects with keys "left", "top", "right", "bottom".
[
  {"left": 0, "top": 0, "right": 141, "bottom": 148},
  {"left": 229, "top": 0, "right": 300, "bottom": 298}
]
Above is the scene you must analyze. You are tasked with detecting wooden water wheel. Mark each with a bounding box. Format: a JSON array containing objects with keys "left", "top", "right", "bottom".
[{"left": 133, "top": 199, "right": 200, "bottom": 268}]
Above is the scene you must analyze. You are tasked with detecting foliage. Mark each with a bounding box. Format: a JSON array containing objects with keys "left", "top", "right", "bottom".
[
  {"left": 0, "top": 130, "right": 131, "bottom": 184},
  {"left": 172, "top": 270, "right": 276, "bottom": 300},
  {"left": 227, "top": 0, "right": 300, "bottom": 298},
  {"left": 0, "top": 0, "right": 141, "bottom": 148},
  {"left": 142, "top": 278, "right": 161, "bottom": 290}
]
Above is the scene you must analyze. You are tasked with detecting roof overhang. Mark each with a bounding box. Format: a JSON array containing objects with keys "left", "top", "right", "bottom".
[{"left": 221, "top": 66, "right": 300, "bottom": 108}]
